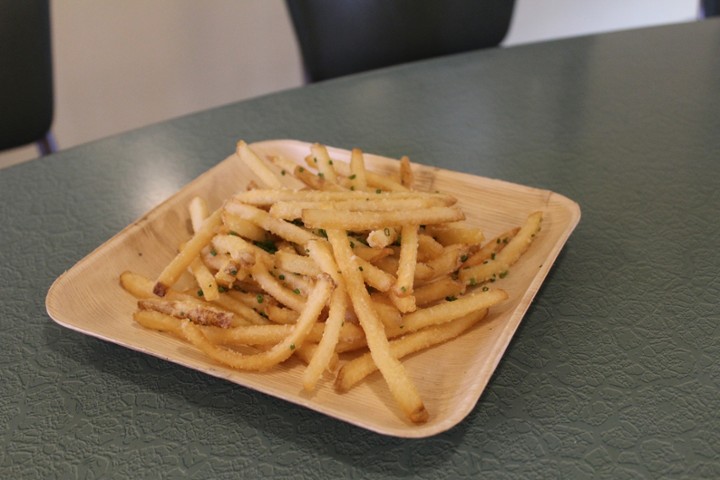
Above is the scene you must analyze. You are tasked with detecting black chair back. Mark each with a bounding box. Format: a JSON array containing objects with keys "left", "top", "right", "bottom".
[
  {"left": 286, "top": 0, "right": 516, "bottom": 82},
  {"left": 0, "top": 0, "right": 55, "bottom": 153}
]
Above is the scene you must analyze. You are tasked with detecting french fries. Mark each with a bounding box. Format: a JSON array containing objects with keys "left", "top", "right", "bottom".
[{"left": 120, "top": 141, "right": 543, "bottom": 425}]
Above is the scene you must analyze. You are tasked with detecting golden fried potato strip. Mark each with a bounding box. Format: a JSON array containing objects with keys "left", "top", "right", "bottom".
[{"left": 327, "top": 229, "right": 428, "bottom": 424}]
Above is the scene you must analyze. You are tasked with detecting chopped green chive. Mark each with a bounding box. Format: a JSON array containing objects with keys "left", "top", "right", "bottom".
[{"left": 254, "top": 239, "right": 278, "bottom": 254}]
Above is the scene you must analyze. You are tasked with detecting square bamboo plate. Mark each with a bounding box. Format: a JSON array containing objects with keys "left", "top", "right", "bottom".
[{"left": 46, "top": 139, "right": 580, "bottom": 438}]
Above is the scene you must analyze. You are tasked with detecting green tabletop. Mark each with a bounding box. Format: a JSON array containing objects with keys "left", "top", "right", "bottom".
[{"left": 2, "top": 19, "right": 719, "bottom": 479}]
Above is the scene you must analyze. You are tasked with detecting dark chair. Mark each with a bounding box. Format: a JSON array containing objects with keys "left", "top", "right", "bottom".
[
  {"left": 701, "top": 0, "right": 719, "bottom": 17},
  {"left": 0, "top": 0, "right": 57, "bottom": 155},
  {"left": 285, "top": 0, "right": 516, "bottom": 82}
]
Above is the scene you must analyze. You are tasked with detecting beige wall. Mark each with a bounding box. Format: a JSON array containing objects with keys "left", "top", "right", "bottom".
[
  {"left": 0, "top": 0, "right": 698, "bottom": 169},
  {"left": 1, "top": 0, "right": 304, "bottom": 168}
]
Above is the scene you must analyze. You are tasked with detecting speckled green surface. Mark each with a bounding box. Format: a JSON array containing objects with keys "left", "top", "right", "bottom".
[{"left": 2, "top": 20, "right": 719, "bottom": 479}]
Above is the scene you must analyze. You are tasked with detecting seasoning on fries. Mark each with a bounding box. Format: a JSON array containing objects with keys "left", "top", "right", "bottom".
[{"left": 119, "top": 141, "right": 543, "bottom": 424}]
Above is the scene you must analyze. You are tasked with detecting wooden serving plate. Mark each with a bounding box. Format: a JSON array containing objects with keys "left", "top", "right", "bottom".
[{"left": 46, "top": 139, "right": 580, "bottom": 438}]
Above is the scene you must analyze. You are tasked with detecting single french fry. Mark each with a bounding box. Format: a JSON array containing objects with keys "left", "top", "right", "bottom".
[
  {"left": 387, "top": 289, "right": 417, "bottom": 314},
  {"left": 276, "top": 268, "right": 315, "bottom": 297},
  {"left": 181, "top": 273, "right": 334, "bottom": 371},
  {"left": 138, "top": 298, "right": 235, "bottom": 328},
  {"left": 336, "top": 309, "right": 488, "bottom": 392},
  {"left": 400, "top": 288, "right": 508, "bottom": 333},
  {"left": 417, "top": 233, "right": 445, "bottom": 261},
  {"left": 201, "top": 316, "right": 362, "bottom": 347},
  {"left": 305, "top": 239, "right": 341, "bottom": 284},
  {"left": 356, "top": 256, "right": 396, "bottom": 292},
  {"left": 413, "top": 276, "right": 466, "bottom": 307},
  {"left": 211, "top": 234, "right": 266, "bottom": 265},
  {"left": 121, "top": 270, "right": 161, "bottom": 299},
  {"left": 458, "top": 212, "right": 543, "bottom": 286},
  {"left": 310, "top": 143, "right": 339, "bottom": 184},
  {"left": 461, "top": 227, "right": 520, "bottom": 268},
  {"left": 351, "top": 241, "right": 394, "bottom": 263},
  {"left": 372, "top": 255, "right": 399, "bottom": 275},
  {"left": 212, "top": 256, "right": 247, "bottom": 287},
  {"left": 303, "top": 286, "right": 348, "bottom": 391},
  {"left": 414, "top": 244, "right": 468, "bottom": 283},
  {"left": 154, "top": 209, "right": 222, "bottom": 297},
  {"left": 369, "top": 293, "right": 404, "bottom": 334},
  {"left": 425, "top": 223, "right": 485, "bottom": 247},
  {"left": 189, "top": 257, "right": 220, "bottom": 301},
  {"left": 232, "top": 189, "right": 456, "bottom": 207},
  {"left": 367, "top": 226, "right": 399, "bottom": 249},
  {"left": 270, "top": 197, "right": 449, "bottom": 221},
  {"left": 236, "top": 140, "right": 285, "bottom": 189},
  {"left": 264, "top": 304, "right": 298, "bottom": 324},
  {"left": 295, "top": 343, "right": 338, "bottom": 369},
  {"left": 268, "top": 154, "right": 303, "bottom": 179},
  {"left": 221, "top": 211, "right": 267, "bottom": 242},
  {"left": 399, "top": 155, "right": 414, "bottom": 189},
  {"left": 212, "top": 292, "right": 268, "bottom": 326},
  {"left": 491, "top": 211, "right": 543, "bottom": 266},
  {"left": 188, "top": 196, "right": 209, "bottom": 232},
  {"left": 251, "top": 259, "right": 307, "bottom": 312},
  {"left": 327, "top": 229, "right": 428, "bottom": 424},
  {"left": 274, "top": 249, "right": 321, "bottom": 277},
  {"left": 201, "top": 323, "right": 296, "bottom": 346},
  {"left": 393, "top": 224, "right": 419, "bottom": 297},
  {"left": 134, "top": 310, "right": 183, "bottom": 337},
  {"left": 201, "top": 249, "right": 233, "bottom": 271},
  {"left": 349, "top": 148, "right": 369, "bottom": 191},
  {"left": 225, "top": 201, "right": 318, "bottom": 246},
  {"left": 186, "top": 197, "right": 218, "bottom": 302},
  {"left": 303, "top": 206, "right": 464, "bottom": 231}
]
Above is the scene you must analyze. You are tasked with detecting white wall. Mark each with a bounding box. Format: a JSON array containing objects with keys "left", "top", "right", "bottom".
[
  {"left": 503, "top": 0, "right": 698, "bottom": 45},
  {"left": 0, "top": 0, "right": 700, "bottom": 169}
]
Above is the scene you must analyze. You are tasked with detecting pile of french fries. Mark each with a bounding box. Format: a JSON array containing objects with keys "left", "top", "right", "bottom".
[{"left": 120, "top": 141, "right": 543, "bottom": 424}]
